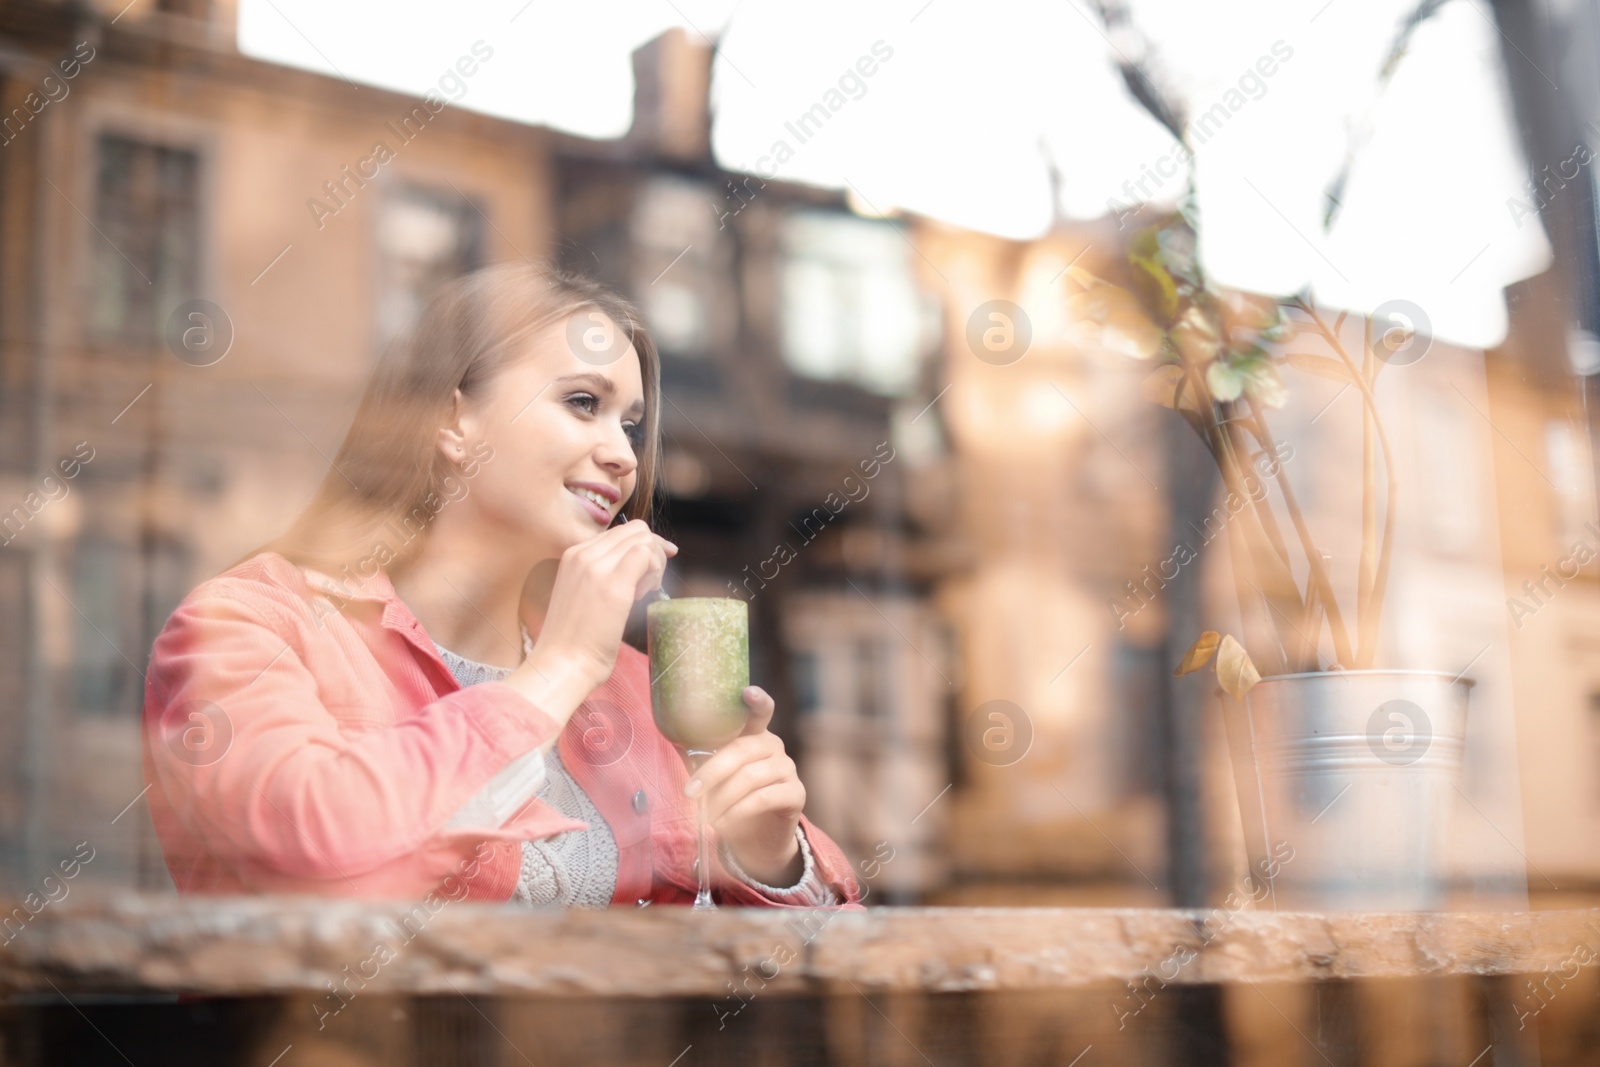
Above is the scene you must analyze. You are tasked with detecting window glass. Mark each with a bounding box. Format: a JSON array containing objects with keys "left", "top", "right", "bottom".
[
  {"left": 90, "top": 134, "right": 201, "bottom": 345},
  {"left": 779, "top": 211, "right": 931, "bottom": 396},
  {"left": 375, "top": 183, "right": 484, "bottom": 348}
]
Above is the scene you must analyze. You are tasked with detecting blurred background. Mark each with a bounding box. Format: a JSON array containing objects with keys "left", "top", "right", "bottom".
[
  {"left": 1, "top": 0, "right": 1599, "bottom": 928},
  {"left": 14, "top": 0, "right": 1600, "bottom": 1061}
]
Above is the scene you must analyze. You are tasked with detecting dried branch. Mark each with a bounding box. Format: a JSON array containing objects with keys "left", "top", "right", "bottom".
[
  {"left": 1295, "top": 299, "right": 1399, "bottom": 668},
  {"left": 1244, "top": 396, "right": 1355, "bottom": 668}
]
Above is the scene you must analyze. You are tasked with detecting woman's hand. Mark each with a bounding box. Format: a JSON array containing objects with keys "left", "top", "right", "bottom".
[
  {"left": 534, "top": 518, "right": 676, "bottom": 683},
  {"left": 510, "top": 519, "right": 675, "bottom": 731},
  {"left": 684, "top": 687, "right": 806, "bottom": 886}
]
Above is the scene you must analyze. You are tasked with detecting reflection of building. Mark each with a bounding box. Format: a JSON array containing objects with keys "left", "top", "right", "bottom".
[
  {"left": 910, "top": 226, "right": 1174, "bottom": 902},
  {"left": 783, "top": 590, "right": 955, "bottom": 902},
  {"left": 907, "top": 218, "right": 1600, "bottom": 905},
  {"left": 554, "top": 30, "right": 958, "bottom": 898},
  {"left": 2, "top": 0, "right": 1596, "bottom": 915},
  {"left": 0, "top": 11, "right": 963, "bottom": 897},
  {"left": 0, "top": 0, "right": 555, "bottom": 886},
  {"left": 1484, "top": 352, "right": 1600, "bottom": 893}
]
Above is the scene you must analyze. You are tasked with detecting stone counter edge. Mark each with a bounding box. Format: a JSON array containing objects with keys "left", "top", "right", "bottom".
[{"left": 1, "top": 897, "right": 1596, "bottom": 997}]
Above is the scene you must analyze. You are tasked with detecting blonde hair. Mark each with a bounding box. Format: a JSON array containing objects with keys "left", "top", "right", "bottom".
[{"left": 247, "top": 263, "right": 661, "bottom": 577}]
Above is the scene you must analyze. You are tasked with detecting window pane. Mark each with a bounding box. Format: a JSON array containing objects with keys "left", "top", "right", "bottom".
[
  {"left": 90, "top": 134, "right": 201, "bottom": 345},
  {"left": 779, "top": 211, "right": 929, "bottom": 396},
  {"left": 630, "top": 176, "right": 724, "bottom": 356},
  {"left": 792, "top": 649, "right": 821, "bottom": 715},
  {"left": 853, "top": 638, "right": 885, "bottom": 719},
  {"left": 375, "top": 183, "right": 484, "bottom": 348},
  {"left": 70, "top": 539, "right": 124, "bottom": 714},
  {"left": 0, "top": 550, "right": 28, "bottom": 871}
]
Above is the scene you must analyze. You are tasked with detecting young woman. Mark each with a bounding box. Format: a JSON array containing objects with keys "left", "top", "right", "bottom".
[{"left": 141, "top": 264, "right": 860, "bottom": 908}]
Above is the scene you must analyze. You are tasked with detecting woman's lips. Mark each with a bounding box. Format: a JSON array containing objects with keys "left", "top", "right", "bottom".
[{"left": 570, "top": 488, "right": 611, "bottom": 525}]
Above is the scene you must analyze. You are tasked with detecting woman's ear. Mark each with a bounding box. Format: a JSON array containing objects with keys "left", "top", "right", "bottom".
[{"left": 436, "top": 388, "right": 474, "bottom": 462}]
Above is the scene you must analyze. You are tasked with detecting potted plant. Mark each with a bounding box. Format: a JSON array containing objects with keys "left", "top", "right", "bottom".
[{"left": 1069, "top": 203, "right": 1472, "bottom": 910}]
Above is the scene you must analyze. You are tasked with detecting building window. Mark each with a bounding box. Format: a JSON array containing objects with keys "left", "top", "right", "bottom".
[
  {"left": 779, "top": 211, "right": 935, "bottom": 396},
  {"left": 1416, "top": 391, "right": 1483, "bottom": 556},
  {"left": 375, "top": 182, "right": 484, "bottom": 349},
  {"left": 1546, "top": 419, "right": 1598, "bottom": 559},
  {"left": 69, "top": 534, "right": 190, "bottom": 717},
  {"left": 853, "top": 638, "right": 886, "bottom": 719},
  {"left": 90, "top": 134, "right": 201, "bottom": 345},
  {"left": 0, "top": 549, "right": 28, "bottom": 817},
  {"left": 792, "top": 649, "right": 821, "bottom": 715},
  {"left": 70, "top": 538, "right": 132, "bottom": 715},
  {"left": 629, "top": 176, "right": 731, "bottom": 357}
]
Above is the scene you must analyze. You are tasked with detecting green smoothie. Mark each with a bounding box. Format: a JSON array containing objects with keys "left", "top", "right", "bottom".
[{"left": 646, "top": 597, "right": 750, "bottom": 750}]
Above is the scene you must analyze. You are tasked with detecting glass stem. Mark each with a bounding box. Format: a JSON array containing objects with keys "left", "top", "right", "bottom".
[
  {"left": 694, "top": 790, "right": 715, "bottom": 910},
  {"left": 687, "top": 747, "right": 715, "bottom": 911}
]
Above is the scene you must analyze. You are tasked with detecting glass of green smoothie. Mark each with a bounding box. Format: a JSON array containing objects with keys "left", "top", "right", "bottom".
[{"left": 646, "top": 596, "right": 750, "bottom": 910}]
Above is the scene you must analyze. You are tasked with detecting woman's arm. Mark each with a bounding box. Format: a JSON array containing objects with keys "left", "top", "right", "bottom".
[
  {"left": 629, "top": 684, "right": 862, "bottom": 908},
  {"left": 712, "top": 815, "right": 863, "bottom": 908},
  {"left": 145, "top": 585, "right": 579, "bottom": 886},
  {"left": 718, "top": 823, "right": 844, "bottom": 906},
  {"left": 150, "top": 521, "right": 677, "bottom": 889}
]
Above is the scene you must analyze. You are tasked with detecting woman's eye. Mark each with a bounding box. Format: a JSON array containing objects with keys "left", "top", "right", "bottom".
[{"left": 571, "top": 394, "right": 642, "bottom": 450}]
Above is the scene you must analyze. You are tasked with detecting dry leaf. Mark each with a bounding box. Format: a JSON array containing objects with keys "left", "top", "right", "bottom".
[
  {"left": 1216, "top": 634, "right": 1261, "bottom": 697},
  {"left": 1217, "top": 289, "right": 1281, "bottom": 330},
  {"left": 1069, "top": 284, "right": 1164, "bottom": 360},
  {"left": 1284, "top": 352, "right": 1356, "bottom": 385},
  {"left": 1139, "top": 364, "right": 1197, "bottom": 411},
  {"left": 1173, "top": 328, "right": 1220, "bottom": 366},
  {"left": 1174, "top": 631, "right": 1221, "bottom": 677},
  {"left": 1104, "top": 305, "right": 1165, "bottom": 360}
]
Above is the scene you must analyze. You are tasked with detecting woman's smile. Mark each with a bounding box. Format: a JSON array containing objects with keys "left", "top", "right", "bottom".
[{"left": 566, "top": 481, "right": 618, "bottom": 525}]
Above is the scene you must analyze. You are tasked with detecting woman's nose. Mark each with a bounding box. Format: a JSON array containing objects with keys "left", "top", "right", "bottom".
[{"left": 597, "top": 425, "right": 638, "bottom": 473}]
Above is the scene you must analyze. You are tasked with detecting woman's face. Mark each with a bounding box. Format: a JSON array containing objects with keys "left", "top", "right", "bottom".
[{"left": 446, "top": 312, "right": 646, "bottom": 561}]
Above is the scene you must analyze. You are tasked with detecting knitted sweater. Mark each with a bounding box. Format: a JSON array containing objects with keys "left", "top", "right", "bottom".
[{"left": 434, "top": 631, "right": 835, "bottom": 906}]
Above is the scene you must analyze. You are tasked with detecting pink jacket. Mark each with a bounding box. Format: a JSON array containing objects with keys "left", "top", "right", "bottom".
[{"left": 141, "top": 552, "right": 861, "bottom": 907}]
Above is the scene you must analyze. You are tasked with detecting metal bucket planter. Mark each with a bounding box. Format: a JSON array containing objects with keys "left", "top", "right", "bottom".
[{"left": 1222, "top": 670, "right": 1472, "bottom": 911}]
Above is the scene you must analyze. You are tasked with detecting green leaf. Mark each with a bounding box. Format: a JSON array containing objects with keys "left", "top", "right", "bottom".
[
  {"left": 1242, "top": 362, "right": 1288, "bottom": 409},
  {"left": 1207, "top": 361, "right": 1244, "bottom": 402},
  {"left": 1131, "top": 226, "right": 1161, "bottom": 261},
  {"left": 1258, "top": 310, "right": 1293, "bottom": 343},
  {"left": 1133, "top": 259, "right": 1179, "bottom": 322},
  {"left": 1128, "top": 227, "right": 1180, "bottom": 321},
  {"left": 1155, "top": 225, "right": 1201, "bottom": 285},
  {"left": 1175, "top": 194, "right": 1202, "bottom": 231},
  {"left": 1226, "top": 347, "right": 1287, "bottom": 409}
]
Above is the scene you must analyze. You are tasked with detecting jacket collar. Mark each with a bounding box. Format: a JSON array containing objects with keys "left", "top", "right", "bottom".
[
  {"left": 300, "top": 564, "right": 399, "bottom": 605},
  {"left": 291, "top": 560, "right": 447, "bottom": 659},
  {"left": 283, "top": 554, "right": 548, "bottom": 691}
]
